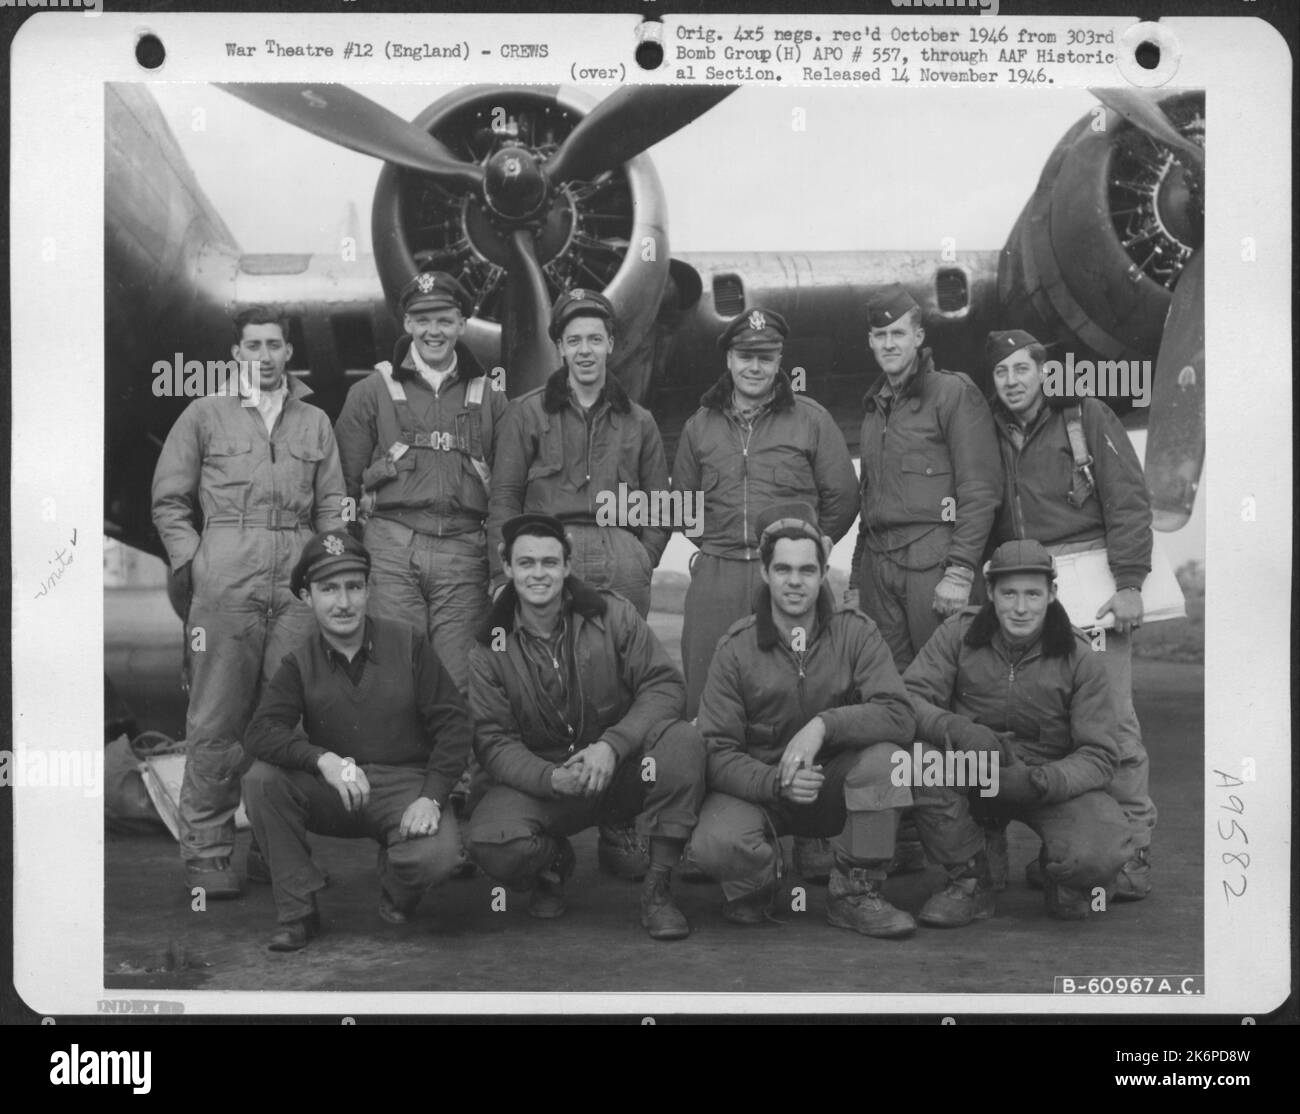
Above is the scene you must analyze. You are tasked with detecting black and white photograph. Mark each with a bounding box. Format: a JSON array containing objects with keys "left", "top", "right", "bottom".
[
  {"left": 5, "top": 8, "right": 1290, "bottom": 1022},
  {"left": 98, "top": 77, "right": 1208, "bottom": 998}
]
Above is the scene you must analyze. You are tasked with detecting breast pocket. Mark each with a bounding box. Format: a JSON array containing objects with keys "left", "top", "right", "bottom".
[
  {"left": 201, "top": 437, "right": 254, "bottom": 499},
  {"left": 900, "top": 451, "right": 953, "bottom": 520},
  {"left": 770, "top": 460, "right": 815, "bottom": 499},
  {"left": 286, "top": 438, "right": 326, "bottom": 497},
  {"left": 526, "top": 426, "right": 565, "bottom": 484},
  {"left": 700, "top": 445, "right": 743, "bottom": 492}
]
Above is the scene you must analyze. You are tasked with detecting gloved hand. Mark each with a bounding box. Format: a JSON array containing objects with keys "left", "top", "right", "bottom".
[
  {"left": 932, "top": 564, "right": 975, "bottom": 617},
  {"left": 943, "top": 716, "right": 1003, "bottom": 756}
]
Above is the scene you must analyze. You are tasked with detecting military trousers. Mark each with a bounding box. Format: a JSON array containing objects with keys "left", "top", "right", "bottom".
[
  {"left": 687, "top": 745, "right": 914, "bottom": 901},
  {"left": 564, "top": 523, "right": 654, "bottom": 618},
  {"left": 242, "top": 760, "right": 466, "bottom": 924},
  {"left": 180, "top": 597, "right": 315, "bottom": 863},
  {"left": 1045, "top": 539, "right": 1156, "bottom": 850},
  {"left": 914, "top": 754, "right": 1135, "bottom": 893},
  {"left": 362, "top": 516, "right": 488, "bottom": 696},
  {"left": 857, "top": 540, "right": 948, "bottom": 672},
  {"left": 1091, "top": 627, "right": 1154, "bottom": 850},
  {"left": 680, "top": 552, "right": 765, "bottom": 719},
  {"left": 466, "top": 720, "right": 705, "bottom": 887}
]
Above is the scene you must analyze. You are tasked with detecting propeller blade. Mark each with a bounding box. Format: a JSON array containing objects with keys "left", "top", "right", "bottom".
[
  {"left": 500, "top": 230, "right": 555, "bottom": 397},
  {"left": 545, "top": 85, "right": 739, "bottom": 184},
  {"left": 1090, "top": 88, "right": 1204, "bottom": 168},
  {"left": 217, "top": 83, "right": 484, "bottom": 189},
  {"left": 1144, "top": 250, "right": 1204, "bottom": 530}
]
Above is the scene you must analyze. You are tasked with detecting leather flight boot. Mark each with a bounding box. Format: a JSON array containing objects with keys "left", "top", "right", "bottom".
[
  {"left": 640, "top": 868, "right": 690, "bottom": 940},
  {"left": 185, "top": 857, "right": 242, "bottom": 900},
  {"left": 267, "top": 908, "right": 321, "bottom": 952},
  {"left": 528, "top": 836, "right": 576, "bottom": 919},
  {"left": 917, "top": 852, "right": 997, "bottom": 928},
  {"left": 597, "top": 821, "right": 649, "bottom": 881},
  {"left": 1113, "top": 847, "right": 1152, "bottom": 902},
  {"left": 826, "top": 861, "right": 916, "bottom": 939}
]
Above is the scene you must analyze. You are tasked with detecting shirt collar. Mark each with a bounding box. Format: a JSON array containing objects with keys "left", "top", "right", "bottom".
[
  {"left": 729, "top": 394, "right": 773, "bottom": 422},
  {"left": 319, "top": 618, "right": 378, "bottom": 670},
  {"left": 406, "top": 342, "right": 458, "bottom": 384},
  {"left": 516, "top": 604, "right": 568, "bottom": 644}
]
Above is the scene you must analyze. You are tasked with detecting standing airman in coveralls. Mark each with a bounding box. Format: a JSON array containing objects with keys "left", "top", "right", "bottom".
[{"left": 152, "top": 305, "right": 345, "bottom": 897}]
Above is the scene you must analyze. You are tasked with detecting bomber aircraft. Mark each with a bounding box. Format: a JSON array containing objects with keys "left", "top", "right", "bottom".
[{"left": 105, "top": 81, "right": 1204, "bottom": 570}]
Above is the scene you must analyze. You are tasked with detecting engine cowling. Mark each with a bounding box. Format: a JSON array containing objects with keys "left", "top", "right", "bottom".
[
  {"left": 370, "top": 86, "right": 671, "bottom": 394},
  {"left": 997, "top": 91, "right": 1204, "bottom": 411}
]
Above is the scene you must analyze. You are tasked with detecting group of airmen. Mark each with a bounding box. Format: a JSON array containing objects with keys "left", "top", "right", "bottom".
[{"left": 151, "top": 270, "right": 1156, "bottom": 952}]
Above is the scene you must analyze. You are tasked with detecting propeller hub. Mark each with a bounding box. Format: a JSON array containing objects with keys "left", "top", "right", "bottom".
[
  {"left": 1154, "top": 162, "right": 1202, "bottom": 252},
  {"left": 483, "top": 144, "right": 549, "bottom": 223}
]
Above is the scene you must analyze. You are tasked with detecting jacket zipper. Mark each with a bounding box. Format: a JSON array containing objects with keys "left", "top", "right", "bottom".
[
  {"left": 1009, "top": 409, "right": 1052, "bottom": 539},
  {"left": 266, "top": 401, "right": 286, "bottom": 621},
  {"left": 584, "top": 405, "right": 596, "bottom": 485},
  {"left": 550, "top": 649, "right": 578, "bottom": 753},
  {"left": 780, "top": 622, "right": 823, "bottom": 724},
  {"left": 738, "top": 415, "right": 755, "bottom": 553}
]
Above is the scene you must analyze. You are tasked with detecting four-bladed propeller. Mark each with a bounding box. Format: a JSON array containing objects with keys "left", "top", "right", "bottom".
[{"left": 221, "top": 81, "right": 736, "bottom": 391}]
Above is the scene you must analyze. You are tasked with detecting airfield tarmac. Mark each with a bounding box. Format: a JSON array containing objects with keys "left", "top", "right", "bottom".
[{"left": 103, "top": 589, "right": 1203, "bottom": 1002}]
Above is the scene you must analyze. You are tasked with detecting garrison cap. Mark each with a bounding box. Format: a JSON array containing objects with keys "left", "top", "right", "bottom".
[
  {"left": 982, "top": 538, "right": 1056, "bottom": 583},
  {"left": 549, "top": 288, "right": 615, "bottom": 341},
  {"left": 717, "top": 307, "right": 788, "bottom": 353},
  {"left": 866, "top": 284, "right": 921, "bottom": 329},
  {"left": 755, "top": 500, "right": 832, "bottom": 561},
  {"left": 985, "top": 329, "right": 1043, "bottom": 373},
  {"left": 400, "top": 271, "right": 471, "bottom": 317},
  {"left": 502, "top": 512, "right": 569, "bottom": 551},
  {"left": 291, "top": 530, "right": 371, "bottom": 597}
]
